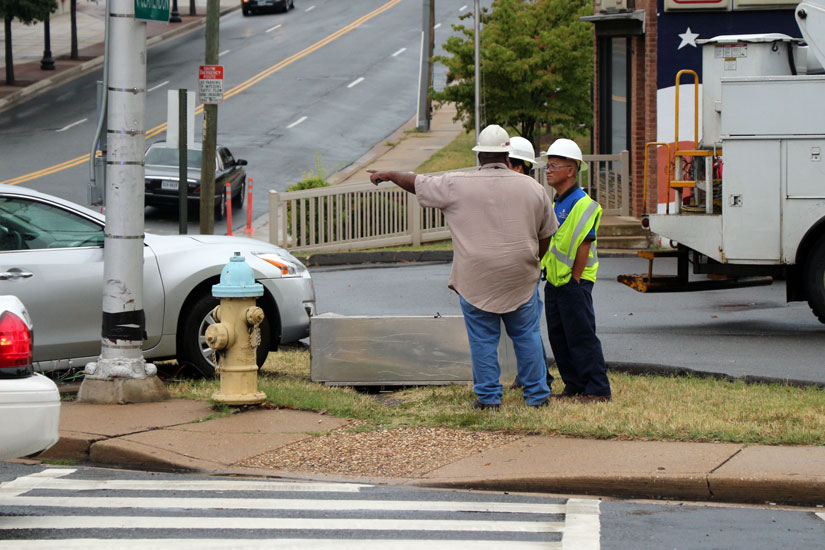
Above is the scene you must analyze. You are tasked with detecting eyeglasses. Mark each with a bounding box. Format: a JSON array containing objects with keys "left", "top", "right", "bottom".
[{"left": 547, "top": 162, "right": 575, "bottom": 171}]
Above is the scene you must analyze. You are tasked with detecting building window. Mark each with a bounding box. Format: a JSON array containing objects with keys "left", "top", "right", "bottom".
[{"left": 598, "top": 37, "right": 631, "bottom": 154}]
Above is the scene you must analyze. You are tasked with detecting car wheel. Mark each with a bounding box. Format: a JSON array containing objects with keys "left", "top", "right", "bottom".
[
  {"left": 289, "top": 0, "right": 294, "bottom": 9},
  {"left": 215, "top": 187, "right": 226, "bottom": 220},
  {"left": 234, "top": 178, "right": 245, "bottom": 210},
  {"left": 804, "top": 235, "right": 825, "bottom": 324},
  {"left": 242, "top": 6, "right": 250, "bottom": 15},
  {"left": 179, "top": 292, "right": 272, "bottom": 378}
]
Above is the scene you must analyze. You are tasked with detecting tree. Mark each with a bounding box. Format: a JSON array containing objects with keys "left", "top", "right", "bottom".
[
  {"left": 432, "top": 0, "right": 593, "bottom": 152},
  {"left": 0, "top": 0, "right": 57, "bottom": 84}
]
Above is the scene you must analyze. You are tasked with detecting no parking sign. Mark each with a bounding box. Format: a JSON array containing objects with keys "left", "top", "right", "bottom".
[{"left": 198, "top": 65, "right": 224, "bottom": 105}]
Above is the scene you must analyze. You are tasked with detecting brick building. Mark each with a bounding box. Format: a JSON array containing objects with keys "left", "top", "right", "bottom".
[{"left": 582, "top": 0, "right": 800, "bottom": 217}]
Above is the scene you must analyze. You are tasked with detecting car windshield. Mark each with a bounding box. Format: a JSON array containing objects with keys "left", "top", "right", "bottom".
[{"left": 144, "top": 147, "right": 204, "bottom": 169}]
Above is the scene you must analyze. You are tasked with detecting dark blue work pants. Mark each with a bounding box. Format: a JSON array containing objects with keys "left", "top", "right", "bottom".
[{"left": 544, "top": 279, "right": 611, "bottom": 397}]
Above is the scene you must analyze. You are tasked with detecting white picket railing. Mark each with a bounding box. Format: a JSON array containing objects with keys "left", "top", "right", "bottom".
[{"left": 268, "top": 152, "right": 628, "bottom": 252}]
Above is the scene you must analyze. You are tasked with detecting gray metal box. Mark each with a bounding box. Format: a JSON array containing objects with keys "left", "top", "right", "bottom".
[{"left": 310, "top": 313, "right": 517, "bottom": 386}]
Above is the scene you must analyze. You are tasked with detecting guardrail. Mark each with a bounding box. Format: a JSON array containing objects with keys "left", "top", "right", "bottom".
[{"left": 268, "top": 151, "right": 628, "bottom": 252}]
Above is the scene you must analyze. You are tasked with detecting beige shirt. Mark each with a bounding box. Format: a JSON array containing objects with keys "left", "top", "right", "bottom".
[{"left": 415, "top": 163, "right": 558, "bottom": 313}]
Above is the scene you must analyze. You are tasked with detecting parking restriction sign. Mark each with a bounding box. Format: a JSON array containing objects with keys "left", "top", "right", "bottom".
[{"left": 198, "top": 65, "right": 224, "bottom": 105}]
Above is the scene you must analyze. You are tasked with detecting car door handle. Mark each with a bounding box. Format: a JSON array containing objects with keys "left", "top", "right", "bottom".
[{"left": 0, "top": 270, "right": 34, "bottom": 280}]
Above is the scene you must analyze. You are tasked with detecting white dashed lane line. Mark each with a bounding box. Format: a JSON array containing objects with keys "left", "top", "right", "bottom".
[
  {"left": 147, "top": 80, "right": 169, "bottom": 92},
  {"left": 347, "top": 77, "right": 365, "bottom": 88},
  {"left": 219, "top": 49, "right": 231, "bottom": 57},
  {"left": 56, "top": 119, "right": 88, "bottom": 133},
  {"left": 392, "top": 47, "right": 406, "bottom": 57},
  {"left": 460, "top": 5, "right": 468, "bottom": 11},
  {"left": 434, "top": 22, "right": 441, "bottom": 29},
  {"left": 286, "top": 116, "right": 307, "bottom": 129},
  {"left": 305, "top": 5, "right": 315, "bottom": 12},
  {"left": 266, "top": 24, "right": 282, "bottom": 33}
]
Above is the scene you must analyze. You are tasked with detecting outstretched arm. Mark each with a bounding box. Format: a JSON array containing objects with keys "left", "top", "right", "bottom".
[{"left": 368, "top": 170, "right": 417, "bottom": 194}]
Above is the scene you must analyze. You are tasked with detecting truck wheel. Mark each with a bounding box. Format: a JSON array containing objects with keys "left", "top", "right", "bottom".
[
  {"left": 178, "top": 292, "right": 272, "bottom": 378},
  {"left": 804, "top": 236, "right": 825, "bottom": 324}
]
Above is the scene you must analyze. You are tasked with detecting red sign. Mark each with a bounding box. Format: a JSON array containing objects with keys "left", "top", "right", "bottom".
[{"left": 198, "top": 65, "right": 224, "bottom": 105}]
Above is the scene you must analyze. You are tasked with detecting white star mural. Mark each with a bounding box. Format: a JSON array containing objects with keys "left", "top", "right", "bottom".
[{"left": 678, "top": 27, "right": 700, "bottom": 50}]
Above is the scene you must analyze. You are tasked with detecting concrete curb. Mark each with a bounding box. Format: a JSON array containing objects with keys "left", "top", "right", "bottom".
[{"left": 0, "top": 6, "right": 240, "bottom": 114}]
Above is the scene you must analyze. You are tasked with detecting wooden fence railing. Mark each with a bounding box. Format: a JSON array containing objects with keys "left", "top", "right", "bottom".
[{"left": 268, "top": 152, "right": 628, "bottom": 252}]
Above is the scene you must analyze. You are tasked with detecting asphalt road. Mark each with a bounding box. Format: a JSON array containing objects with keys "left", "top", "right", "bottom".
[
  {"left": 1, "top": 463, "right": 822, "bottom": 547},
  {"left": 309, "top": 257, "right": 825, "bottom": 384},
  {"left": 0, "top": 0, "right": 477, "bottom": 234}
]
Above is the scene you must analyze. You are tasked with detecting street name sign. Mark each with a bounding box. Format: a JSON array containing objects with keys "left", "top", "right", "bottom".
[
  {"left": 135, "top": 0, "right": 170, "bottom": 22},
  {"left": 198, "top": 65, "right": 224, "bottom": 105}
]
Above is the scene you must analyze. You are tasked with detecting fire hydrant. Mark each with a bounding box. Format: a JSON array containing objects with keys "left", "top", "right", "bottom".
[{"left": 206, "top": 252, "right": 267, "bottom": 406}]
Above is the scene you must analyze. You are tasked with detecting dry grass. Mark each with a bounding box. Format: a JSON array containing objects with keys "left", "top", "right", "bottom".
[{"left": 166, "top": 348, "right": 825, "bottom": 446}]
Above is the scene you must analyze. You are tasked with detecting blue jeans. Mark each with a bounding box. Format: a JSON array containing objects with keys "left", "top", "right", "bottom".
[{"left": 459, "top": 288, "right": 551, "bottom": 406}]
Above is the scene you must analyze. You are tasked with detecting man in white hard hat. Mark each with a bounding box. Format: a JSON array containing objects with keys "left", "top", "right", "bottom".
[
  {"left": 368, "top": 124, "right": 558, "bottom": 410},
  {"left": 541, "top": 138, "right": 612, "bottom": 403}
]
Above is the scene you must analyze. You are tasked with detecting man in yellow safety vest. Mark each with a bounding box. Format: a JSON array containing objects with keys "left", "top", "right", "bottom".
[{"left": 540, "top": 139, "right": 612, "bottom": 403}]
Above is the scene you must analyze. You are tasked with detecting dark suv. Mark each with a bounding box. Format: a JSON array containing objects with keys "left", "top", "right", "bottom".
[
  {"left": 242, "top": 0, "right": 293, "bottom": 16},
  {"left": 143, "top": 141, "right": 247, "bottom": 220}
]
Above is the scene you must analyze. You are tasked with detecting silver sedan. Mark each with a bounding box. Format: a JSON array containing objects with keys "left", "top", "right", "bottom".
[{"left": 0, "top": 185, "right": 315, "bottom": 377}]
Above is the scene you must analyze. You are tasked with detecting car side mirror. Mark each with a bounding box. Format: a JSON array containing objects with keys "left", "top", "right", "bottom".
[{"left": 237, "top": 159, "right": 248, "bottom": 166}]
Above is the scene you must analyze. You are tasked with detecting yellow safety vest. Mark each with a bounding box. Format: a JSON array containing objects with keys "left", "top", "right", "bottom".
[{"left": 541, "top": 194, "right": 602, "bottom": 286}]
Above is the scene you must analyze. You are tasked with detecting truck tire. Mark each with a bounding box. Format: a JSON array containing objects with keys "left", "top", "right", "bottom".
[
  {"left": 178, "top": 292, "right": 271, "bottom": 378},
  {"left": 804, "top": 236, "right": 825, "bottom": 324}
]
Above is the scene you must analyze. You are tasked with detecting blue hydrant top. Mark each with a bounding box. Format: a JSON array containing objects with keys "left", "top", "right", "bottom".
[{"left": 212, "top": 252, "right": 264, "bottom": 298}]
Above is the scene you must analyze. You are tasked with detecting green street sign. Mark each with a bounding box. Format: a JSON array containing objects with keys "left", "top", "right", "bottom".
[{"left": 135, "top": 0, "right": 170, "bottom": 22}]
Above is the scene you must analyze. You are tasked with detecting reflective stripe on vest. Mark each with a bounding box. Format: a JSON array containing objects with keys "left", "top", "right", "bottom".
[{"left": 542, "top": 196, "right": 601, "bottom": 286}]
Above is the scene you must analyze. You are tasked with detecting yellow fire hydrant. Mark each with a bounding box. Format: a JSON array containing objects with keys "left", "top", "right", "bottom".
[{"left": 205, "top": 252, "right": 267, "bottom": 406}]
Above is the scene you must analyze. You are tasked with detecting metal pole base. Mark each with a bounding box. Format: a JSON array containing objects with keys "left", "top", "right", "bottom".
[
  {"left": 77, "top": 377, "right": 170, "bottom": 404},
  {"left": 212, "top": 391, "right": 266, "bottom": 406}
]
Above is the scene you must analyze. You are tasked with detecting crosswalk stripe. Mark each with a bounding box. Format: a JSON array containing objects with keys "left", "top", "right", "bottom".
[
  {"left": 0, "top": 540, "right": 561, "bottom": 550},
  {"left": 0, "top": 469, "right": 75, "bottom": 497},
  {"left": 0, "top": 515, "right": 564, "bottom": 533},
  {"left": 0, "top": 496, "right": 566, "bottom": 514},
  {"left": 562, "top": 498, "right": 601, "bottom": 550},
  {"left": 0, "top": 478, "right": 369, "bottom": 493}
]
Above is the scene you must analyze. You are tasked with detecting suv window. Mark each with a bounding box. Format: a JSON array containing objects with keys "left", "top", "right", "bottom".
[{"left": 0, "top": 198, "right": 104, "bottom": 251}]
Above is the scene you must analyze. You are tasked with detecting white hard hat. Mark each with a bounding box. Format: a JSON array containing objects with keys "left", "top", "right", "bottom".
[
  {"left": 508, "top": 136, "right": 546, "bottom": 169},
  {"left": 472, "top": 124, "right": 512, "bottom": 153},
  {"left": 546, "top": 138, "right": 587, "bottom": 171}
]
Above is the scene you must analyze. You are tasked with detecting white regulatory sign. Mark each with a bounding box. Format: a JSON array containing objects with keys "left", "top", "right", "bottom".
[{"left": 198, "top": 65, "right": 224, "bottom": 105}]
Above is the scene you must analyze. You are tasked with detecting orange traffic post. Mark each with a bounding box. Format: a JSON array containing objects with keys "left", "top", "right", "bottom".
[
  {"left": 244, "top": 177, "right": 254, "bottom": 235},
  {"left": 225, "top": 182, "right": 233, "bottom": 236}
]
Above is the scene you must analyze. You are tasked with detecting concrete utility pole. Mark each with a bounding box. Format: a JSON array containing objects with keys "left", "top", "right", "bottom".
[
  {"left": 78, "top": 0, "right": 168, "bottom": 403},
  {"left": 200, "top": 0, "right": 219, "bottom": 235},
  {"left": 416, "top": 0, "right": 434, "bottom": 132}
]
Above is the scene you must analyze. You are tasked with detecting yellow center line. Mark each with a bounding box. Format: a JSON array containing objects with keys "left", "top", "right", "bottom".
[{"left": 1, "top": 0, "right": 404, "bottom": 186}]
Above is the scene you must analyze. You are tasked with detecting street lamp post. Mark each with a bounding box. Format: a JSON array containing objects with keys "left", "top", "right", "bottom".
[
  {"left": 40, "top": 12, "right": 55, "bottom": 70},
  {"left": 170, "top": 0, "right": 182, "bottom": 22}
]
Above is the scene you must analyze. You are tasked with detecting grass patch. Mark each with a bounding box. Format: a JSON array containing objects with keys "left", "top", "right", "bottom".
[
  {"left": 414, "top": 131, "right": 476, "bottom": 174},
  {"left": 41, "top": 458, "right": 78, "bottom": 466},
  {"left": 163, "top": 349, "right": 825, "bottom": 446},
  {"left": 355, "top": 240, "right": 453, "bottom": 253}
]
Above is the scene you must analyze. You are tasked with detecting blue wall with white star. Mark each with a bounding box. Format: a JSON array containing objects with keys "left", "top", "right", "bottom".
[{"left": 657, "top": 0, "right": 801, "bottom": 90}]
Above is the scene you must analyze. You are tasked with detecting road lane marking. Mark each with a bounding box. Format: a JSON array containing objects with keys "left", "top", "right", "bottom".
[
  {"left": 305, "top": 5, "right": 315, "bottom": 11},
  {"left": 434, "top": 22, "right": 441, "bottom": 29},
  {"left": 266, "top": 23, "right": 282, "bottom": 32},
  {"left": 0, "top": 0, "right": 405, "bottom": 186},
  {"left": 392, "top": 47, "right": 406, "bottom": 56},
  {"left": 219, "top": 49, "right": 231, "bottom": 57},
  {"left": 286, "top": 116, "right": 307, "bottom": 128},
  {"left": 818, "top": 512, "right": 825, "bottom": 522},
  {"left": 2, "top": 515, "right": 563, "bottom": 533},
  {"left": 56, "top": 118, "right": 88, "bottom": 132},
  {"left": 562, "top": 499, "right": 601, "bottom": 550},
  {"left": 147, "top": 80, "right": 169, "bottom": 92},
  {"left": 0, "top": 469, "right": 76, "bottom": 497},
  {"left": 0, "top": 496, "right": 566, "bottom": 514},
  {"left": 347, "top": 77, "right": 365, "bottom": 88},
  {"left": 1, "top": 478, "right": 369, "bottom": 492},
  {"left": 460, "top": 5, "right": 468, "bottom": 11},
  {"left": 0, "top": 540, "right": 558, "bottom": 549}
]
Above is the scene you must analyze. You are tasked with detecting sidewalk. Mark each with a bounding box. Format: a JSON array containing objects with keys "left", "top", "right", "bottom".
[
  {"left": 0, "top": 0, "right": 239, "bottom": 112},
  {"left": 36, "top": 398, "right": 825, "bottom": 506}
]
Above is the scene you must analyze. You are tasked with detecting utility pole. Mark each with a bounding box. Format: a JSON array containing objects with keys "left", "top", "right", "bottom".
[
  {"left": 474, "top": 0, "right": 481, "bottom": 145},
  {"left": 415, "top": 0, "right": 434, "bottom": 132},
  {"left": 200, "top": 0, "right": 219, "bottom": 235},
  {"left": 78, "top": 0, "right": 168, "bottom": 403}
]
